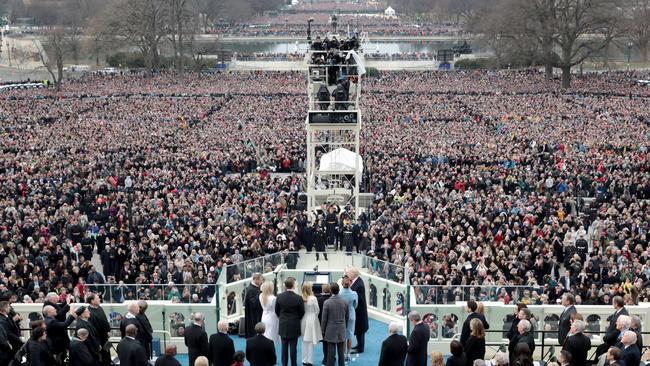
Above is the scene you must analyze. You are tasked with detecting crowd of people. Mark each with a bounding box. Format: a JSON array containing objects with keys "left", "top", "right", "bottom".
[{"left": 0, "top": 68, "right": 649, "bottom": 312}]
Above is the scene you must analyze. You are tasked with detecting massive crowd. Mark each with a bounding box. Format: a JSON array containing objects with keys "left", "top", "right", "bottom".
[{"left": 0, "top": 69, "right": 649, "bottom": 311}]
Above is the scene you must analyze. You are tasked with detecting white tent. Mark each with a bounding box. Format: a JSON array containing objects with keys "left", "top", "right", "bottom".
[
  {"left": 384, "top": 6, "right": 396, "bottom": 17},
  {"left": 318, "top": 148, "right": 364, "bottom": 174}
]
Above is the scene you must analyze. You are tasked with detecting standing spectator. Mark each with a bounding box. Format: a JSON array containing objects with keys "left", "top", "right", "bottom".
[
  {"left": 43, "top": 292, "right": 70, "bottom": 321},
  {"left": 507, "top": 305, "right": 529, "bottom": 342},
  {"left": 245, "top": 273, "right": 264, "bottom": 338},
  {"left": 378, "top": 322, "right": 407, "bottom": 366},
  {"left": 465, "top": 319, "right": 486, "bottom": 366},
  {"left": 339, "top": 276, "right": 358, "bottom": 360},
  {"left": 321, "top": 283, "right": 348, "bottom": 366},
  {"left": 246, "top": 322, "right": 277, "bottom": 366},
  {"left": 43, "top": 304, "right": 77, "bottom": 363},
  {"left": 445, "top": 340, "right": 466, "bottom": 366},
  {"left": 620, "top": 331, "right": 640, "bottom": 366},
  {"left": 301, "top": 282, "right": 323, "bottom": 366},
  {"left": 210, "top": 320, "right": 235, "bottom": 366},
  {"left": 0, "top": 322, "right": 11, "bottom": 366},
  {"left": 508, "top": 319, "right": 534, "bottom": 364},
  {"left": 347, "top": 267, "right": 368, "bottom": 354},
  {"left": 558, "top": 294, "right": 577, "bottom": 345},
  {"left": 154, "top": 345, "right": 182, "bottom": 366},
  {"left": 597, "top": 297, "right": 629, "bottom": 358},
  {"left": 120, "top": 303, "right": 143, "bottom": 341},
  {"left": 260, "top": 281, "right": 280, "bottom": 344},
  {"left": 460, "top": 300, "right": 489, "bottom": 346},
  {"left": 137, "top": 301, "right": 154, "bottom": 358},
  {"left": 562, "top": 320, "right": 591, "bottom": 366},
  {"left": 87, "top": 293, "right": 111, "bottom": 366},
  {"left": 275, "top": 277, "right": 305, "bottom": 366},
  {"left": 75, "top": 306, "right": 102, "bottom": 363},
  {"left": 0, "top": 301, "right": 22, "bottom": 359},
  {"left": 70, "top": 328, "right": 95, "bottom": 366},
  {"left": 117, "top": 324, "right": 149, "bottom": 366},
  {"left": 407, "top": 311, "right": 430, "bottom": 366},
  {"left": 316, "top": 283, "right": 332, "bottom": 365},
  {"left": 26, "top": 327, "right": 56, "bottom": 366},
  {"left": 185, "top": 312, "right": 209, "bottom": 366}
]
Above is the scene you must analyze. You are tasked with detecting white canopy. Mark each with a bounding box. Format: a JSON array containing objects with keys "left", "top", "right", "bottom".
[
  {"left": 384, "top": 6, "right": 396, "bottom": 16},
  {"left": 318, "top": 148, "right": 364, "bottom": 174}
]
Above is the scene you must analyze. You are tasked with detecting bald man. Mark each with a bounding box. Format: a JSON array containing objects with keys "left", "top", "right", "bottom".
[
  {"left": 210, "top": 320, "right": 235, "bottom": 366},
  {"left": 117, "top": 324, "right": 148, "bottom": 366},
  {"left": 154, "top": 345, "right": 182, "bottom": 366}
]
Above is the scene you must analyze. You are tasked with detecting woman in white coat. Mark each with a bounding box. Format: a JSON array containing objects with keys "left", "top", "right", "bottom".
[
  {"left": 259, "top": 281, "right": 280, "bottom": 344},
  {"left": 301, "top": 282, "right": 323, "bottom": 366}
]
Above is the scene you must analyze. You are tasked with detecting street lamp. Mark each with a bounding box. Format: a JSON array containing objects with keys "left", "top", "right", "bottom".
[{"left": 627, "top": 41, "right": 633, "bottom": 71}]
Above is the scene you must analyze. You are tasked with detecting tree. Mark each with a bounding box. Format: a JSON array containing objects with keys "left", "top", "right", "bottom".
[
  {"left": 35, "top": 28, "right": 73, "bottom": 89},
  {"left": 101, "top": 0, "right": 167, "bottom": 77},
  {"left": 625, "top": 0, "right": 650, "bottom": 61},
  {"left": 552, "top": 0, "right": 623, "bottom": 88}
]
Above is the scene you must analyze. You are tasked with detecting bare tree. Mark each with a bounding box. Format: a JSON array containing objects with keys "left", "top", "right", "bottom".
[
  {"left": 625, "top": 0, "right": 650, "bottom": 61},
  {"left": 35, "top": 28, "right": 72, "bottom": 89},
  {"left": 167, "top": 0, "right": 200, "bottom": 72}
]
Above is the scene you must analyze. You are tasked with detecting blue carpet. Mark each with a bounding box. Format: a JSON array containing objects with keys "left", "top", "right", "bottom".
[{"left": 176, "top": 318, "right": 392, "bottom": 366}]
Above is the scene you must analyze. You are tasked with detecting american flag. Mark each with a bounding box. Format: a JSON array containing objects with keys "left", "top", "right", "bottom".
[{"left": 396, "top": 292, "right": 405, "bottom": 316}]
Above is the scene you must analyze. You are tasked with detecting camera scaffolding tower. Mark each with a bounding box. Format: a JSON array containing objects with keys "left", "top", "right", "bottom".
[{"left": 304, "top": 46, "right": 364, "bottom": 219}]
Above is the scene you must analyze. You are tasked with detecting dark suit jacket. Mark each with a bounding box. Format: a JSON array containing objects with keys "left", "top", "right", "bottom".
[
  {"left": 0, "top": 313, "right": 23, "bottom": 351},
  {"left": 184, "top": 323, "right": 209, "bottom": 366},
  {"left": 407, "top": 322, "right": 430, "bottom": 366},
  {"left": 275, "top": 290, "right": 305, "bottom": 339},
  {"left": 246, "top": 334, "right": 277, "bottom": 366},
  {"left": 465, "top": 335, "right": 486, "bottom": 366},
  {"left": 69, "top": 338, "right": 95, "bottom": 366},
  {"left": 88, "top": 305, "right": 111, "bottom": 344},
  {"left": 621, "top": 344, "right": 640, "bottom": 366},
  {"left": 558, "top": 305, "right": 577, "bottom": 344},
  {"left": 120, "top": 316, "right": 148, "bottom": 348},
  {"left": 154, "top": 354, "right": 182, "bottom": 366},
  {"left": 350, "top": 277, "right": 369, "bottom": 335},
  {"left": 76, "top": 317, "right": 101, "bottom": 360},
  {"left": 117, "top": 336, "right": 149, "bottom": 366},
  {"left": 378, "top": 333, "right": 408, "bottom": 366},
  {"left": 26, "top": 339, "right": 56, "bottom": 366},
  {"left": 315, "top": 292, "right": 332, "bottom": 324},
  {"left": 210, "top": 332, "right": 235, "bottom": 366},
  {"left": 604, "top": 308, "right": 628, "bottom": 345},
  {"left": 509, "top": 332, "right": 535, "bottom": 364},
  {"left": 244, "top": 283, "right": 263, "bottom": 338},
  {"left": 44, "top": 314, "right": 75, "bottom": 353},
  {"left": 460, "top": 312, "right": 489, "bottom": 346},
  {"left": 562, "top": 332, "right": 591, "bottom": 366}
]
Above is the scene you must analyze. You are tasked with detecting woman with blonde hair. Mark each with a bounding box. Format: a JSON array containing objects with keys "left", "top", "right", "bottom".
[
  {"left": 259, "top": 281, "right": 280, "bottom": 343},
  {"left": 301, "top": 282, "right": 322, "bottom": 366},
  {"left": 465, "top": 318, "right": 486, "bottom": 366},
  {"left": 431, "top": 350, "right": 445, "bottom": 366}
]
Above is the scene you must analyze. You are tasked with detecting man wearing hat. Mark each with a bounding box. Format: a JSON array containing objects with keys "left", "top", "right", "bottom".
[{"left": 75, "top": 305, "right": 102, "bottom": 364}]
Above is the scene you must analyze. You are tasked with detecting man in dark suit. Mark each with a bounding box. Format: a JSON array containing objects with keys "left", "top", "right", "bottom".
[
  {"left": 210, "top": 320, "right": 235, "bottom": 366},
  {"left": 244, "top": 273, "right": 264, "bottom": 338},
  {"left": 44, "top": 303, "right": 77, "bottom": 363},
  {"left": 562, "top": 320, "right": 591, "bottom": 366},
  {"left": 558, "top": 293, "right": 577, "bottom": 345},
  {"left": 184, "top": 312, "right": 209, "bottom": 366},
  {"left": 406, "top": 311, "right": 430, "bottom": 366},
  {"left": 246, "top": 322, "right": 277, "bottom": 366},
  {"left": 378, "top": 322, "right": 408, "bottom": 366},
  {"left": 316, "top": 283, "right": 333, "bottom": 365},
  {"left": 275, "top": 277, "right": 305, "bottom": 366},
  {"left": 602, "top": 297, "right": 629, "bottom": 348},
  {"left": 137, "top": 301, "right": 154, "bottom": 358},
  {"left": 459, "top": 300, "right": 489, "bottom": 346},
  {"left": 44, "top": 292, "right": 71, "bottom": 321},
  {"left": 154, "top": 345, "right": 182, "bottom": 366},
  {"left": 75, "top": 306, "right": 102, "bottom": 363},
  {"left": 347, "top": 267, "right": 368, "bottom": 354},
  {"left": 0, "top": 301, "right": 22, "bottom": 359},
  {"left": 620, "top": 331, "right": 640, "bottom": 366},
  {"left": 70, "top": 328, "right": 95, "bottom": 366},
  {"left": 117, "top": 324, "right": 149, "bottom": 366},
  {"left": 508, "top": 319, "right": 535, "bottom": 364},
  {"left": 120, "top": 302, "right": 146, "bottom": 347},
  {"left": 87, "top": 293, "right": 112, "bottom": 366},
  {"left": 321, "top": 283, "right": 348, "bottom": 366}
]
